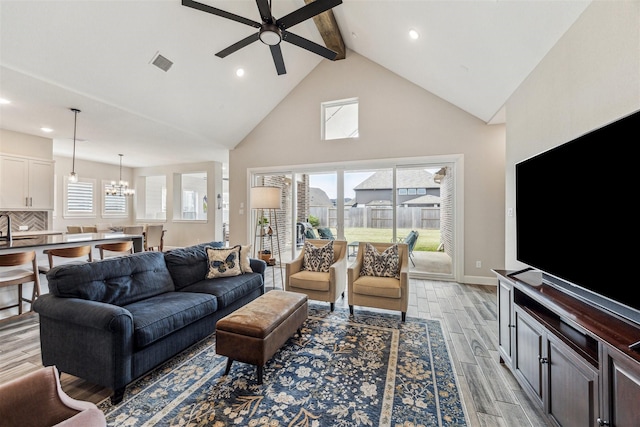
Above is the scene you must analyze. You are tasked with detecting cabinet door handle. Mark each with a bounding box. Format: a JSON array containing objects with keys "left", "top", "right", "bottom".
[
  {"left": 508, "top": 324, "right": 516, "bottom": 328},
  {"left": 29, "top": 197, "right": 33, "bottom": 207},
  {"left": 538, "top": 355, "right": 548, "bottom": 364},
  {"left": 597, "top": 418, "right": 610, "bottom": 426},
  {"left": 26, "top": 197, "right": 29, "bottom": 207}
]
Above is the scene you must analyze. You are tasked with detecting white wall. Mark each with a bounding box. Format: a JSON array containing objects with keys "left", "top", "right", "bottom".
[
  {"left": 133, "top": 161, "right": 224, "bottom": 248},
  {"left": 229, "top": 51, "right": 506, "bottom": 284},
  {"left": 0, "top": 129, "right": 53, "bottom": 159},
  {"left": 52, "top": 155, "right": 135, "bottom": 231},
  {"left": 505, "top": 1, "right": 640, "bottom": 269}
]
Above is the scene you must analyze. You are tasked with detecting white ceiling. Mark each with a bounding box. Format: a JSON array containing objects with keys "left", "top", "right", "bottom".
[{"left": 0, "top": 0, "right": 591, "bottom": 168}]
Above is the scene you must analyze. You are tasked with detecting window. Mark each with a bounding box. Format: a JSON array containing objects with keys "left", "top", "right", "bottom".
[
  {"left": 398, "top": 188, "right": 408, "bottom": 195},
  {"left": 64, "top": 176, "right": 96, "bottom": 218},
  {"left": 176, "top": 172, "right": 207, "bottom": 221},
  {"left": 137, "top": 175, "right": 166, "bottom": 220},
  {"left": 102, "top": 180, "right": 128, "bottom": 217},
  {"left": 321, "top": 98, "right": 359, "bottom": 140}
]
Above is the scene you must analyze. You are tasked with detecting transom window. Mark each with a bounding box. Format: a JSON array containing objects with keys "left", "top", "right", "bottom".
[{"left": 321, "top": 98, "right": 359, "bottom": 140}]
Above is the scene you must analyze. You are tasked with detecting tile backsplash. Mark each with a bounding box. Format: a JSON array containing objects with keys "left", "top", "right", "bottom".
[{"left": 0, "top": 211, "right": 48, "bottom": 231}]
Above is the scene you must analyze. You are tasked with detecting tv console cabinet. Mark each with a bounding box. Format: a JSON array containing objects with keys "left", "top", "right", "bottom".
[{"left": 493, "top": 269, "right": 640, "bottom": 427}]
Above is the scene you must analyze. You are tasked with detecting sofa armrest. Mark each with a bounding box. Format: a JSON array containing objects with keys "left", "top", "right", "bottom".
[
  {"left": 33, "top": 294, "right": 135, "bottom": 392},
  {"left": 34, "top": 294, "right": 133, "bottom": 332},
  {"left": 250, "top": 258, "right": 267, "bottom": 277}
]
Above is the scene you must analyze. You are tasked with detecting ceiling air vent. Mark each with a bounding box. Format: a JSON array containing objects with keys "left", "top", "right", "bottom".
[{"left": 150, "top": 52, "right": 173, "bottom": 72}]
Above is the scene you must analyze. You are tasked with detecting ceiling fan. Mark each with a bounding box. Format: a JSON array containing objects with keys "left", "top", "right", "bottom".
[{"left": 182, "top": 0, "right": 343, "bottom": 75}]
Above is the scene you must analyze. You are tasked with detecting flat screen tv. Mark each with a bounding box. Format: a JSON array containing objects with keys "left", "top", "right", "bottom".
[{"left": 515, "top": 109, "right": 640, "bottom": 328}]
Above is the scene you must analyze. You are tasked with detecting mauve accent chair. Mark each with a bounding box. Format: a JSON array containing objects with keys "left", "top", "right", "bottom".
[{"left": 0, "top": 365, "right": 106, "bottom": 427}]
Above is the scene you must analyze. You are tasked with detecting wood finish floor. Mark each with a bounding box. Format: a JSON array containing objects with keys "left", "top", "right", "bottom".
[{"left": 0, "top": 273, "right": 555, "bottom": 427}]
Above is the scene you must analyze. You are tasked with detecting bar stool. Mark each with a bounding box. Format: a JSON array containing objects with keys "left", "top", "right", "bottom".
[
  {"left": 95, "top": 241, "right": 133, "bottom": 260},
  {"left": 0, "top": 251, "right": 41, "bottom": 316},
  {"left": 38, "top": 246, "right": 94, "bottom": 275}
]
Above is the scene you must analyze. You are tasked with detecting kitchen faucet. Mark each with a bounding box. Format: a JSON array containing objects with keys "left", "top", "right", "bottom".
[{"left": 0, "top": 214, "right": 12, "bottom": 243}]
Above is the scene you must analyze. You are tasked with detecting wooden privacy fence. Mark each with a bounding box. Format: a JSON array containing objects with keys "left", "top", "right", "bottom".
[{"left": 309, "top": 206, "right": 440, "bottom": 230}]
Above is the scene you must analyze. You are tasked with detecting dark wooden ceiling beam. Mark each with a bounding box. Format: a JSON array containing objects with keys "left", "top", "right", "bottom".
[{"left": 304, "top": 0, "right": 346, "bottom": 60}]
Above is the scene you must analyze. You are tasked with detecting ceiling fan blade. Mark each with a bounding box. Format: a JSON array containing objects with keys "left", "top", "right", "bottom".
[
  {"left": 283, "top": 31, "right": 338, "bottom": 60},
  {"left": 255, "top": 0, "right": 273, "bottom": 23},
  {"left": 182, "top": 0, "right": 261, "bottom": 28},
  {"left": 270, "top": 44, "right": 287, "bottom": 75},
  {"left": 215, "top": 33, "right": 260, "bottom": 58},
  {"left": 277, "top": 0, "right": 342, "bottom": 29}
]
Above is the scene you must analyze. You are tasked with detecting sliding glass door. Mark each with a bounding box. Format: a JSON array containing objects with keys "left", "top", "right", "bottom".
[{"left": 250, "top": 159, "right": 456, "bottom": 280}]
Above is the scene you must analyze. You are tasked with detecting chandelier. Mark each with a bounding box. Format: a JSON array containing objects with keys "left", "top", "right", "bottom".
[{"left": 105, "top": 154, "right": 135, "bottom": 196}]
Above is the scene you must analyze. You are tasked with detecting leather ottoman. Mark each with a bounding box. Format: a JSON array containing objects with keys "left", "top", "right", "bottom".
[{"left": 216, "top": 290, "right": 308, "bottom": 383}]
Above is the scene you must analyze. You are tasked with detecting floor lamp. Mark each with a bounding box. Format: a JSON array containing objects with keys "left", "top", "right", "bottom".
[{"left": 251, "top": 186, "right": 283, "bottom": 289}]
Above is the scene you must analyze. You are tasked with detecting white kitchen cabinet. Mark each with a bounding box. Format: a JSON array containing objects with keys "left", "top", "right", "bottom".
[{"left": 0, "top": 155, "right": 54, "bottom": 210}]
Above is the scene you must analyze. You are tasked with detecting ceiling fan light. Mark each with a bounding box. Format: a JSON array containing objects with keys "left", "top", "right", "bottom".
[{"left": 259, "top": 24, "right": 281, "bottom": 46}]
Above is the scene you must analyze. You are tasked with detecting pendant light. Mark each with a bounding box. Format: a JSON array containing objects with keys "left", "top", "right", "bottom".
[
  {"left": 68, "top": 108, "right": 81, "bottom": 183},
  {"left": 105, "top": 154, "right": 135, "bottom": 196}
]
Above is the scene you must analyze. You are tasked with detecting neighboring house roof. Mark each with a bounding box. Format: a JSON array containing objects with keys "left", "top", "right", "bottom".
[
  {"left": 354, "top": 170, "right": 439, "bottom": 190},
  {"left": 309, "top": 187, "right": 333, "bottom": 206},
  {"left": 401, "top": 195, "right": 442, "bottom": 205}
]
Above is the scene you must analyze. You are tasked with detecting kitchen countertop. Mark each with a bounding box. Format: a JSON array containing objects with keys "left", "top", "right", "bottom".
[
  {"left": 0, "top": 232, "right": 144, "bottom": 254},
  {"left": 12, "top": 230, "right": 65, "bottom": 237}
]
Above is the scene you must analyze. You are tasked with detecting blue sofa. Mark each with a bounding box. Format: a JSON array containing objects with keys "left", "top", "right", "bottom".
[{"left": 33, "top": 242, "right": 265, "bottom": 404}]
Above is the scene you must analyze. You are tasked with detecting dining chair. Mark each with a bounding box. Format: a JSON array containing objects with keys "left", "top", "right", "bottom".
[
  {"left": 0, "top": 251, "right": 41, "bottom": 316},
  {"left": 285, "top": 239, "right": 347, "bottom": 311},
  {"left": 81, "top": 226, "right": 98, "bottom": 233},
  {"left": 66, "top": 226, "right": 83, "bottom": 234},
  {"left": 38, "top": 246, "right": 94, "bottom": 275},
  {"left": 144, "top": 224, "right": 165, "bottom": 251},
  {"left": 95, "top": 241, "right": 134, "bottom": 259},
  {"left": 347, "top": 242, "right": 409, "bottom": 321},
  {"left": 123, "top": 225, "right": 144, "bottom": 235}
]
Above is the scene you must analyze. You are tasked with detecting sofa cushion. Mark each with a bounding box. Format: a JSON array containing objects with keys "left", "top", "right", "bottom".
[
  {"left": 164, "top": 241, "right": 224, "bottom": 290},
  {"left": 179, "top": 272, "right": 264, "bottom": 309},
  {"left": 123, "top": 292, "right": 217, "bottom": 348},
  {"left": 47, "top": 251, "right": 174, "bottom": 306}
]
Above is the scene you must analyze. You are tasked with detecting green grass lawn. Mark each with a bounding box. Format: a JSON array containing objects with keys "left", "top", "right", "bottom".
[{"left": 342, "top": 228, "right": 441, "bottom": 252}]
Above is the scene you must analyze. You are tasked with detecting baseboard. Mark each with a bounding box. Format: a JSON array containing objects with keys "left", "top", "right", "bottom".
[{"left": 461, "top": 275, "right": 496, "bottom": 286}]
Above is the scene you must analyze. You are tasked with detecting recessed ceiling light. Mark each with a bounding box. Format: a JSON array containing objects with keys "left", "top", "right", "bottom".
[
  {"left": 236, "top": 68, "right": 245, "bottom": 77},
  {"left": 0, "top": 98, "right": 10, "bottom": 104},
  {"left": 409, "top": 29, "right": 420, "bottom": 40},
  {"left": 41, "top": 127, "right": 53, "bottom": 133}
]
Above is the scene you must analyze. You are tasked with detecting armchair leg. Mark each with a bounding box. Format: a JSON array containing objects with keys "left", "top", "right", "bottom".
[
  {"left": 401, "top": 312, "right": 406, "bottom": 322},
  {"left": 349, "top": 305, "right": 354, "bottom": 315},
  {"left": 330, "top": 302, "right": 335, "bottom": 312}
]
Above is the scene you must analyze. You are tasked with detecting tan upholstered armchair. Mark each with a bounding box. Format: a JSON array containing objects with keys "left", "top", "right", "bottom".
[
  {"left": 348, "top": 242, "right": 409, "bottom": 321},
  {"left": 285, "top": 239, "right": 347, "bottom": 311},
  {"left": 0, "top": 365, "right": 106, "bottom": 427}
]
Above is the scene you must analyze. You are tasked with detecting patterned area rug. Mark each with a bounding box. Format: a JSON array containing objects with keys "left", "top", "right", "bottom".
[{"left": 99, "top": 305, "right": 468, "bottom": 426}]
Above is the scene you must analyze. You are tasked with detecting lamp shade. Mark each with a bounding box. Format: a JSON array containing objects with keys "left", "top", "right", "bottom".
[{"left": 250, "top": 186, "right": 282, "bottom": 209}]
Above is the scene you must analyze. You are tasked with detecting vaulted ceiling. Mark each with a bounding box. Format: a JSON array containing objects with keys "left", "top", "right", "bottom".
[{"left": 0, "top": 1, "right": 591, "bottom": 167}]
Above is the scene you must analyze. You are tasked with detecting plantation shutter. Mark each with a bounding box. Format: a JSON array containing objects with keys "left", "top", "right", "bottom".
[{"left": 67, "top": 181, "right": 93, "bottom": 213}]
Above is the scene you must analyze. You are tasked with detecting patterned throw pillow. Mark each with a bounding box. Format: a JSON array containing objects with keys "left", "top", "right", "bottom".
[
  {"left": 302, "top": 240, "right": 334, "bottom": 273},
  {"left": 205, "top": 245, "right": 242, "bottom": 278},
  {"left": 360, "top": 243, "right": 400, "bottom": 279}
]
